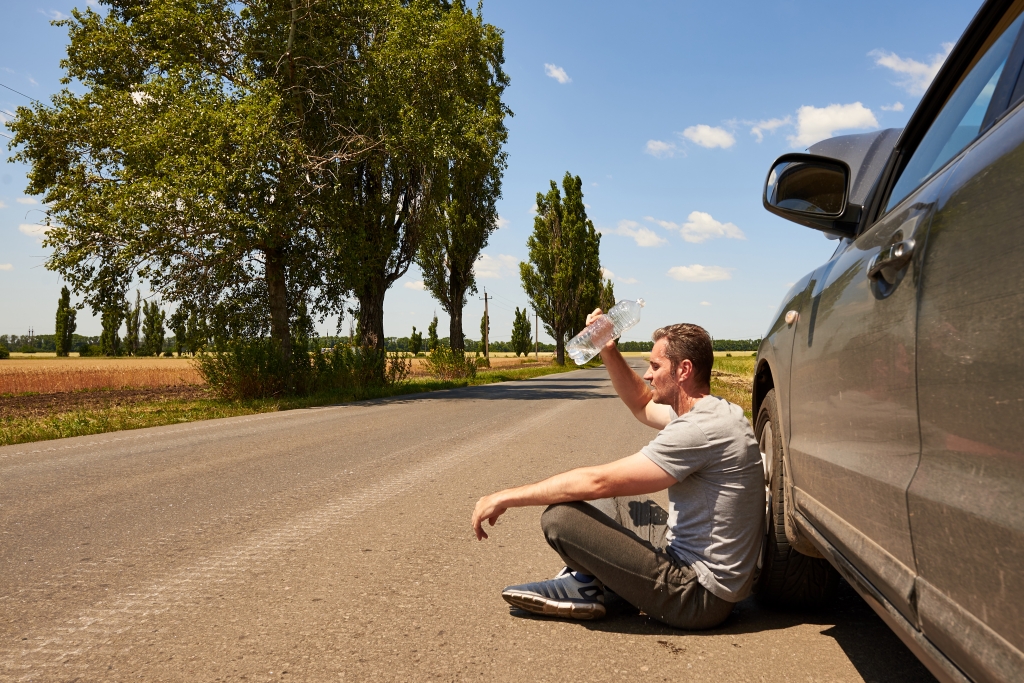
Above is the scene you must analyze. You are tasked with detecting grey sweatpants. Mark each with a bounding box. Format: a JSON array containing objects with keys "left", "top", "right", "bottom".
[{"left": 541, "top": 496, "right": 735, "bottom": 630}]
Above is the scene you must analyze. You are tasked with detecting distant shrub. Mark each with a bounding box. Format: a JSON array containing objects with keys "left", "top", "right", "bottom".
[
  {"left": 475, "top": 356, "right": 490, "bottom": 369},
  {"left": 0, "top": 342, "right": 9, "bottom": 359},
  {"left": 425, "top": 344, "right": 476, "bottom": 380},
  {"left": 198, "top": 338, "right": 411, "bottom": 400},
  {"left": 17, "top": 345, "right": 36, "bottom": 354},
  {"left": 78, "top": 344, "right": 102, "bottom": 357}
]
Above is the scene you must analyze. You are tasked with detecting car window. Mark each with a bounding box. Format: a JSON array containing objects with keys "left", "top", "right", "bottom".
[{"left": 885, "top": 10, "right": 1024, "bottom": 213}]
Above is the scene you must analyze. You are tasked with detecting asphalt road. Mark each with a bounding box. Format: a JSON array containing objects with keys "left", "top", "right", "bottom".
[{"left": 0, "top": 362, "right": 936, "bottom": 682}]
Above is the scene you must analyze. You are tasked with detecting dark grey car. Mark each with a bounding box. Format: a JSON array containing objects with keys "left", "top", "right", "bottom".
[{"left": 751, "top": 1, "right": 1024, "bottom": 681}]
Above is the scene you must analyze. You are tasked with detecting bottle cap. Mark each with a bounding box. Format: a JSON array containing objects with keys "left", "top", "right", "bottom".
[{"left": 636, "top": 298, "right": 646, "bottom": 307}]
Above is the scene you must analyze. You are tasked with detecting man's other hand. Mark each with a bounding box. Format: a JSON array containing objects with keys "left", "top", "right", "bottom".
[{"left": 472, "top": 494, "right": 507, "bottom": 540}]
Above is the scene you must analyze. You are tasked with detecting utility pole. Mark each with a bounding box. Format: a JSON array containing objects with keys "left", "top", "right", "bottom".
[
  {"left": 534, "top": 310, "right": 539, "bottom": 359},
  {"left": 483, "top": 289, "right": 489, "bottom": 359}
]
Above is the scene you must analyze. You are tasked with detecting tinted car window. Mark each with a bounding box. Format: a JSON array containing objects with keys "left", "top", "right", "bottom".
[{"left": 885, "top": 10, "right": 1024, "bottom": 213}]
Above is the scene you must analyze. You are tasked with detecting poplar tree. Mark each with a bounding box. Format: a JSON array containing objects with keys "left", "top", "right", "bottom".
[
  {"left": 125, "top": 291, "right": 142, "bottom": 356},
  {"left": 409, "top": 326, "right": 423, "bottom": 355},
  {"left": 511, "top": 307, "right": 532, "bottom": 357},
  {"left": 142, "top": 301, "right": 166, "bottom": 356},
  {"left": 599, "top": 278, "right": 616, "bottom": 313},
  {"left": 427, "top": 314, "right": 439, "bottom": 352},
  {"left": 54, "top": 286, "right": 77, "bottom": 357},
  {"left": 520, "top": 173, "right": 604, "bottom": 365}
]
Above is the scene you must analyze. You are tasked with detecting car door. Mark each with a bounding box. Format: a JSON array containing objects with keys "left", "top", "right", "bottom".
[
  {"left": 786, "top": 163, "right": 951, "bottom": 623},
  {"left": 787, "top": 1, "right": 1024, "bottom": 627},
  {"left": 909, "top": 52, "right": 1024, "bottom": 683}
]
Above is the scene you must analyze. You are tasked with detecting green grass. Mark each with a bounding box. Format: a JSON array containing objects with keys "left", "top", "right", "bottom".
[
  {"left": 0, "top": 360, "right": 599, "bottom": 447},
  {"left": 711, "top": 355, "right": 755, "bottom": 421}
]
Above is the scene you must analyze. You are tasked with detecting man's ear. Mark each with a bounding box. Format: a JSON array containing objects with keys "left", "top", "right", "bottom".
[{"left": 676, "top": 359, "right": 693, "bottom": 384}]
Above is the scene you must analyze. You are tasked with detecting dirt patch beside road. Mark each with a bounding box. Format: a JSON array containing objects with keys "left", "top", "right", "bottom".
[{"left": 0, "top": 385, "right": 212, "bottom": 420}]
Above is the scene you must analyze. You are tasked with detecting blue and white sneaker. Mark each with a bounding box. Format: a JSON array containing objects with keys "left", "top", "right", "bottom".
[{"left": 501, "top": 567, "right": 606, "bottom": 620}]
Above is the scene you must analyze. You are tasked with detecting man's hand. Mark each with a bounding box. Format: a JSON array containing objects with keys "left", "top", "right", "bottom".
[
  {"left": 472, "top": 493, "right": 507, "bottom": 540},
  {"left": 586, "top": 308, "right": 617, "bottom": 351}
]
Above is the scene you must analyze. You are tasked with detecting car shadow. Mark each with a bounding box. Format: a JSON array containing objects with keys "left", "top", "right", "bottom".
[{"left": 508, "top": 579, "right": 936, "bottom": 682}]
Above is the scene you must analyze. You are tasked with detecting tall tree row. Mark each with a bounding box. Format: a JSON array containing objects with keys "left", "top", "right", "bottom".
[
  {"left": 10, "top": 0, "right": 510, "bottom": 381},
  {"left": 520, "top": 173, "right": 604, "bottom": 365}
]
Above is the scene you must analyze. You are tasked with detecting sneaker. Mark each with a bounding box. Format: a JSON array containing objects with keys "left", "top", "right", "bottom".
[{"left": 501, "top": 567, "right": 606, "bottom": 620}]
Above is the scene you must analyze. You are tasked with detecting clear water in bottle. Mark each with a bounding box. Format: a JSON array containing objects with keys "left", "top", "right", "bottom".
[{"left": 566, "top": 299, "right": 646, "bottom": 365}]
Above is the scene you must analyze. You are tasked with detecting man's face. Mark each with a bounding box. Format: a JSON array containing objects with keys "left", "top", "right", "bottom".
[{"left": 643, "top": 339, "right": 681, "bottom": 405}]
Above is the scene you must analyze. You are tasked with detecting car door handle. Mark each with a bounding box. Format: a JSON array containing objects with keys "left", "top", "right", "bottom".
[{"left": 867, "top": 239, "right": 916, "bottom": 285}]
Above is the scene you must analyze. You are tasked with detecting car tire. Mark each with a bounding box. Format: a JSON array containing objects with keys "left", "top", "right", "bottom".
[{"left": 754, "top": 388, "right": 840, "bottom": 609}]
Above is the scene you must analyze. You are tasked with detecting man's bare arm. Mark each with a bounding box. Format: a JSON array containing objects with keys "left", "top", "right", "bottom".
[
  {"left": 471, "top": 453, "right": 676, "bottom": 540},
  {"left": 585, "top": 308, "right": 672, "bottom": 429}
]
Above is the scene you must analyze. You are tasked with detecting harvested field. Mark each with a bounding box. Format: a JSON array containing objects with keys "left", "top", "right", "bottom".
[
  {"left": 406, "top": 355, "right": 550, "bottom": 377},
  {"left": 0, "top": 357, "right": 203, "bottom": 395}
]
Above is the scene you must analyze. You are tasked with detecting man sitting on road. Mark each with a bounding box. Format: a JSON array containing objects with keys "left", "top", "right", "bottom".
[{"left": 471, "top": 317, "right": 764, "bottom": 630}]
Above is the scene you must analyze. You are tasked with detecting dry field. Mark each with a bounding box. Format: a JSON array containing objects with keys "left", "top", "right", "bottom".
[
  {"left": 406, "top": 354, "right": 550, "bottom": 377},
  {"left": 0, "top": 357, "right": 203, "bottom": 395}
]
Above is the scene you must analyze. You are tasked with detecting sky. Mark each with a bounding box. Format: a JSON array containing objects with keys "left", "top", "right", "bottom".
[{"left": 0, "top": 0, "right": 982, "bottom": 343}]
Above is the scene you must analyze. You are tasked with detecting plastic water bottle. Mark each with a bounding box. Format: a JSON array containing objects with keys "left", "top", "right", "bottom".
[{"left": 566, "top": 299, "right": 646, "bottom": 365}]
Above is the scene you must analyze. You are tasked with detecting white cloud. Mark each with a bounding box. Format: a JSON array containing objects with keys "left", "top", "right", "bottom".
[
  {"left": 16, "top": 197, "right": 37, "bottom": 205},
  {"left": 403, "top": 280, "right": 426, "bottom": 290},
  {"left": 28, "top": 77, "right": 38, "bottom": 87},
  {"left": 618, "top": 276, "right": 638, "bottom": 284},
  {"left": 0, "top": 263, "right": 12, "bottom": 271},
  {"left": 667, "top": 265, "right": 732, "bottom": 282},
  {"left": 870, "top": 43, "right": 953, "bottom": 96},
  {"left": 700, "top": 301, "right": 711, "bottom": 306},
  {"left": 19, "top": 223, "right": 49, "bottom": 239},
  {"left": 544, "top": 63, "right": 571, "bottom": 84},
  {"left": 681, "top": 125, "right": 735, "bottom": 149},
  {"left": 750, "top": 116, "right": 791, "bottom": 142},
  {"left": 40, "top": 9, "right": 68, "bottom": 20},
  {"left": 495, "top": 215, "right": 509, "bottom": 229},
  {"left": 600, "top": 267, "right": 638, "bottom": 285},
  {"left": 475, "top": 253, "right": 520, "bottom": 279},
  {"left": 788, "top": 102, "right": 878, "bottom": 148},
  {"left": 131, "top": 91, "right": 153, "bottom": 105},
  {"left": 645, "top": 212, "right": 745, "bottom": 244},
  {"left": 0, "top": 200, "right": 7, "bottom": 208},
  {"left": 601, "top": 220, "right": 668, "bottom": 247},
  {"left": 881, "top": 102, "right": 905, "bottom": 112},
  {"left": 645, "top": 139, "right": 678, "bottom": 158},
  {"left": 528, "top": 203, "right": 538, "bottom": 215},
  {"left": 601, "top": 267, "right": 614, "bottom": 280}
]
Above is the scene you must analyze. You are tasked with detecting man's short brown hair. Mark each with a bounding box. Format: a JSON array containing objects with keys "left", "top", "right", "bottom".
[{"left": 651, "top": 323, "right": 713, "bottom": 387}]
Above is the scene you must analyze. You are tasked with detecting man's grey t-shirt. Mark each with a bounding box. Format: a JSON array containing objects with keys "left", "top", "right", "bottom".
[{"left": 641, "top": 395, "right": 764, "bottom": 602}]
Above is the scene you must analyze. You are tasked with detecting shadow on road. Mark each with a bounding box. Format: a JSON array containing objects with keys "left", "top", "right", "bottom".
[{"left": 509, "top": 580, "right": 936, "bottom": 682}]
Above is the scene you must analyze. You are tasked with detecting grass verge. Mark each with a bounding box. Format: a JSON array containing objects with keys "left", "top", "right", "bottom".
[{"left": 1, "top": 360, "right": 598, "bottom": 447}]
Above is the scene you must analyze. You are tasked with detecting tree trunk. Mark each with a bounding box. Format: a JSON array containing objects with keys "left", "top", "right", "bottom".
[
  {"left": 356, "top": 275, "right": 387, "bottom": 352},
  {"left": 449, "top": 277, "right": 466, "bottom": 351},
  {"left": 555, "top": 326, "right": 565, "bottom": 365},
  {"left": 264, "top": 246, "right": 292, "bottom": 362}
]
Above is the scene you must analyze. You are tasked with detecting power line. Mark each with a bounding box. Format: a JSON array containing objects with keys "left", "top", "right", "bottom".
[{"left": 0, "top": 82, "right": 40, "bottom": 104}]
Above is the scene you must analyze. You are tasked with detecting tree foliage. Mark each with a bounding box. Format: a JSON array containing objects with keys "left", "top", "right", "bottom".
[
  {"left": 54, "top": 286, "right": 77, "bottom": 357},
  {"left": 409, "top": 326, "right": 423, "bottom": 355},
  {"left": 511, "top": 306, "right": 532, "bottom": 357},
  {"left": 125, "top": 290, "right": 142, "bottom": 356},
  {"left": 520, "top": 173, "right": 603, "bottom": 365},
  {"left": 10, "top": 0, "right": 510, "bottom": 389},
  {"left": 427, "top": 313, "right": 439, "bottom": 351},
  {"left": 599, "top": 278, "right": 616, "bottom": 313},
  {"left": 142, "top": 300, "right": 166, "bottom": 356}
]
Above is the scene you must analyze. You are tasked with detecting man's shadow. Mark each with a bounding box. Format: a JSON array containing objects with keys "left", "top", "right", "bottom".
[{"left": 509, "top": 579, "right": 936, "bottom": 682}]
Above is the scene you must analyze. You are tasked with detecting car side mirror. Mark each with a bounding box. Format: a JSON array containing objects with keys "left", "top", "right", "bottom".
[{"left": 764, "top": 153, "right": 861, "bottom": 237}]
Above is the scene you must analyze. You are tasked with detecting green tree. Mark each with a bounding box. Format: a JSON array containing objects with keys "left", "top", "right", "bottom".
[
  {"left": 416, "top": 66, "right": 508, "bottom": 353},
  {"left": 100, "top": 305, "right": 123, "bottom": 357},
  {"left": 520, "top": 173, "right": 603, "bottom": 365},
  {"left": 327, "top": 3, "right": 511, "bottom": 354},
  {"left": 142, "top": 301, "right": 166, "bottom": 356},
  {"left": 427, "top": 314, "right": 439, "bottom": 352},
  {"left": 54, "top": 285, "right": 77, "bottom": 357},
  {"left": 125, "top": 290, "right": 142, "bottom": 356},
  {"left": 169, "top": 309, "right": 186, "bottom": 357},
  {"left": 599, "top": 278, "right": 616, "bottom": 313},
  {"left": 511, "top": 306, "right": 532, "bottom": 357},
  {"left": 409, "top": 326, "right": 423, "bottom": 355},
  {"left": 480, "top": 308, "right": 490, "bottom": 355}
]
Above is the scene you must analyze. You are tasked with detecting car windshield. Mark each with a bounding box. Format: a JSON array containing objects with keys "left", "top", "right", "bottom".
[{"left": 885, "top": 11, "right": 1024, "bottom": 213}]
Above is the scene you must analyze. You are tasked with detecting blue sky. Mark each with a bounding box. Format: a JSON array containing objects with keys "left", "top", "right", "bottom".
[{"left": 0, "top": 0, "right": 981, "bottom": 342}]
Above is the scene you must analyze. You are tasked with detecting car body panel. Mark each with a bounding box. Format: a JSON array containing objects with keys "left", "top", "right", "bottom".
[
  {"left": 784, "top": 159, "right": 957, "bottom": 621},
  {"left": 910, "top": 96, "right": 1024, "bottom": 681}
]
